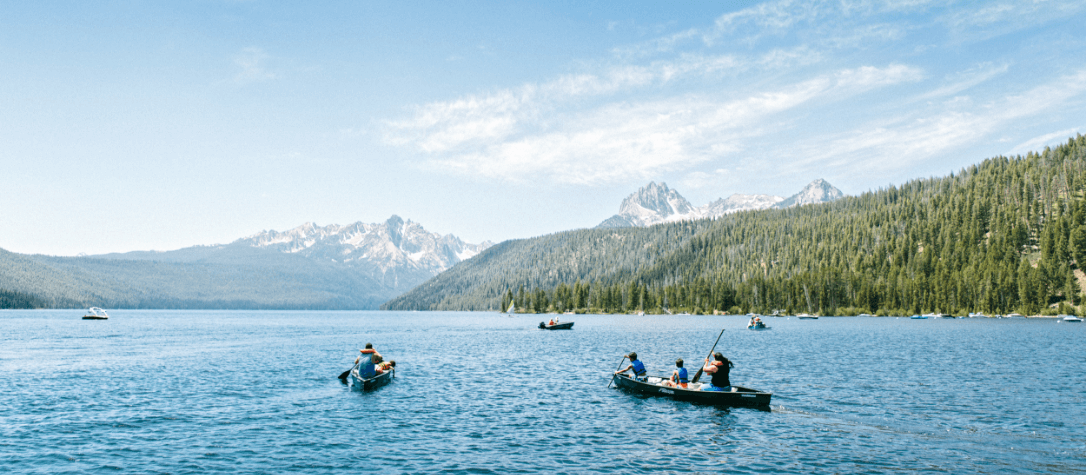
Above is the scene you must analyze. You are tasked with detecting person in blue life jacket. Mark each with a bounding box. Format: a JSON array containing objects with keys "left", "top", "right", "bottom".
[
  {"left": 700, "top": 352, "right": 733, "bottom": 392},
  {"left": 614, "top": 352, "right": 648, "bottom": 381},
  {"left": 354, "top": 343, "right": 381, "bottom": 378},
  {"left": 661, "top": 358, "right": 688, "bottom": 388}
]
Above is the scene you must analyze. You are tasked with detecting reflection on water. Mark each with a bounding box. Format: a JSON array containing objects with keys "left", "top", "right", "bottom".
[{"left": 1, "top": 310, "right": 1084, "bottom": 473}]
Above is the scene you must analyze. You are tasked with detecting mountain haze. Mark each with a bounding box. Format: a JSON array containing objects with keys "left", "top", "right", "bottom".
[{"left": 1, "top": 216, "right": 491, "bottom": 309}]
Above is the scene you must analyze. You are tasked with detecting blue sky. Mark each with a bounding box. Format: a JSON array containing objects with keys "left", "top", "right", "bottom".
[{"left": 3, "top": 1, "right": 1086, "bottom": 256}]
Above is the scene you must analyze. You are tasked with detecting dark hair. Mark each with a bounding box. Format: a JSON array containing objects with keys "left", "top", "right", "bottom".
[
  {"left": 628, "top": 352, "right": 638, "bottom": 360},
  {"left": 365, "top": 343, "right": 373, "bottom": 349},
  {"left": 714, "top": 352, "right": 734, "bottom": 368},
  {"left": 389, "top": 360, "right": 396, "bottom": 367},
  {"left": 675, "top": 358, "right": 684, "bottom": 367}
]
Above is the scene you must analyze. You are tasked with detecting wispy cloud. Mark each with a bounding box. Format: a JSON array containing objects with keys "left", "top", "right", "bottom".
[
  {"left": 233, "top": 47, "right": 276, "bottom": 85},
  {"left": 385, "top": 64, "right": 923, "bottom": 185},
  {"left": 788, "top": 69, "right": 1086, "bottom": 174},
  {"left": 1009, "top": 127, "right": 1086, "bottom": 156}
]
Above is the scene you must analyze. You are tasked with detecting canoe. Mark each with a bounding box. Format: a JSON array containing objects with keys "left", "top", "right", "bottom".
[
  {"left": 539, "top": 322, "right": 574, "bottom": 330},
  {"left": 747, "top": 324, "right": 770, "bottom": 331},
  {"left": 347, "top": 368, "right": 394, "bottom": 392},
  {"left": 611, "top": 374, "right": 771, "bottom": 408}
]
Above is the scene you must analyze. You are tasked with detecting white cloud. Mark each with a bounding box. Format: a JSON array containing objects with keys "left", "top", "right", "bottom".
[
  {"left": 787, "top": 69, "right": 1086, "bottom": 173},
  {"left": 385, "top": 64, "right": 924, "bottom": 185},
  {"left": 914, "top": 63, "right": 1009, "bottom": 102}
]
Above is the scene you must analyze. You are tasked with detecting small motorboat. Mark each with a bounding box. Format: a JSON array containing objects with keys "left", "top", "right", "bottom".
[
  {"left": 910, "top": 315, "right": 927, "bottom": 319},
  {"left": 797, "top": 314, "right": 818, "bottom": 320},
  {"left": 539, "top": 321, "right": 574, "bottom": 330},
  {"left": 610, "top": 373, "right": 771, "bottom": 408},
  {"left": 347, "top": 367, "right": 394, "bottom": 392},
  {"left": 82, "top": 307, "right": 110, "bottom": 320},
  {"left": 1060, "top": 315, "right": 1082, "bottom": 323}
]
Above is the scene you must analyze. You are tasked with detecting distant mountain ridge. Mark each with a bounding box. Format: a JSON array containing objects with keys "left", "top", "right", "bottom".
[
  {"left": 238, "top": 215, "right": 492, "bottom": 283},
  {"left": 1, "top": 215, "right": 491, "bottom": 309},
  {"left": 597, "top": 179, "right": 843, "bottom": 228}
]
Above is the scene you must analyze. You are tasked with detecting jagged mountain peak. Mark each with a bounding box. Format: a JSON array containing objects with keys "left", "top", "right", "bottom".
[
  {"left": 618, "top": 182, "right": 696, "bottom": 218},
  {"left": 599, "top": 179, "right": 844, "bottom": 228},
  {"left": 238, "top": 216, "right": 492, "bottom": 286},
  {"left": 773, "top": 178, "right": 844, "bottom": 209}
]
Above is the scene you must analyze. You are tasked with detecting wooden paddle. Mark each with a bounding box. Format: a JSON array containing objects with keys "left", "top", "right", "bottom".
[
  {"left": 690, "top": 328, "right": 725, "bottom": 384},
  {"left": 338, "top": 368, "right": 352, "bottom": 380},
  {"left": 606, "top": 355, "right": 627, "bottom": 388}
]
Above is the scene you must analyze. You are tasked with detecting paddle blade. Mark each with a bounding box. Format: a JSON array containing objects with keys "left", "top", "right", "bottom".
[
  {"left": 691, "top": 368, "right": 704, "bottom": 384},
  {"left": 338, "top": 369, "right": 350, "bottom": 380}
]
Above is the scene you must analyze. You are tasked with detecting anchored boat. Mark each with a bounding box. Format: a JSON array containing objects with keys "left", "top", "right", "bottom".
[
  {"left": 82, "top": 307, "right": 109, "bottom": 320},
  {"left": 611, "top": 374, "right": 771, "bottom": 408}
]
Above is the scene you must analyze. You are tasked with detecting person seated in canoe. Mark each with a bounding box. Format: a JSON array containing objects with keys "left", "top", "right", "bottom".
[
  {"left": 700, "top": 352, "right": 733, "bottom": 392},
  {"left": 375, "top": 358, "right": 396, "bottom": 374},
  {"left": 614, "top": 352, "right": 648, "bottom": 381},
  {"left": 661, "top": 358, "right": 688, "bottom": 389},
  {"left": 354, "top": 343, "right": 381, "bottom": 378},
  {"left": 548, "top": 318, "right": 556, "bottom": 326}
]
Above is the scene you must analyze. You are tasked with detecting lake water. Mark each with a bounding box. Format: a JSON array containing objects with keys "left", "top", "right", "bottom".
[{"left": 1, "top": 311, "right": 1084, "bottom": 473}]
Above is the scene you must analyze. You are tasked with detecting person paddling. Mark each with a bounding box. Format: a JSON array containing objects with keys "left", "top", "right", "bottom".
[
  {"left": 614, "top": 352, "right": 648, "bottom": 381},
  {"left": 700, "top": 352, "right": 733, "bottom": 392},
  {"left": 354, "top": 343, "right": 381, "bottom": 378}
]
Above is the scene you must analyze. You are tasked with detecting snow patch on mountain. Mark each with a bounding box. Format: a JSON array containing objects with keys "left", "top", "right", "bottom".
[
  {"left": 240, "top": 215, "right": 493, "bottom": 289},
  {"left": 598, "top": 179, "right": 844, "bottom": 228}
]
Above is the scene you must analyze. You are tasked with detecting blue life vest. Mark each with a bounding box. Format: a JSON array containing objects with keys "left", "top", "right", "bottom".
[
  {"left": 676, "top": 367, "right": 688, "bottom": 383},
  {"left": 630, "top": 359, "right": 646, "bottom": 377}
]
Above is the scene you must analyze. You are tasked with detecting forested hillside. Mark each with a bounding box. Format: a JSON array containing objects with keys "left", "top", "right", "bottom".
[
  {"left": 0, "top": 247, "right": 394, "bottom": 309},
  {"left": 385, "top": 135, "right": 1086, "bottom": 316}
]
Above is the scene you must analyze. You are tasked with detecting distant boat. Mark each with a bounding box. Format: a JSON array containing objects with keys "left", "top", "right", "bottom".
[
  {"left": 968, "top": 312, "right": 986, "bottom": 318},
  {"left": 797, "top": 314, "right": 818, "bottom": 320},
  {"left": 1060, "top": 315, "right": 1082, "bottom": 323},
  {"left": 539, "top": 321, "right": 574, "bottom": 330},
  {"left": 1007, "top": 313, "right": 1025, "bottom": 318},
  {"left": 910, "top": 315, "right": 927, "bottom": 319},
  {"left": 82, "top": 307, "right": 109, "bottom": 320},
  {"left": 637, "top": 311, "right": 645, "bottom": 316},
  {"left": 507, "top": 302, "right": 515, "bottom": 313}
]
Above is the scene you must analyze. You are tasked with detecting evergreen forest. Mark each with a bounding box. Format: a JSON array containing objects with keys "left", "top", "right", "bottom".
[{"left": 384, "top": 135, "right": 1086, "bottom": 316}]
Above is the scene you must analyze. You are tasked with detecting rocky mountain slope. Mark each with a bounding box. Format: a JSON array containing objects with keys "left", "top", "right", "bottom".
[
  {"left": 597, "top": 179, "right": 843, "bottom": 228},
  {"left": 1, "top": 216, "right": 491, "bottom": 309}
]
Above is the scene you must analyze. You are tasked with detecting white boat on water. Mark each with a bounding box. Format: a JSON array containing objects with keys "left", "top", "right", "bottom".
[
  {"left": 1007, "top": 313, "right": 1025, "bottom": 318},
  {"left": 797, "top": 313, "right": 818, "bottom": 320},
  {"left": 1060, "top": 315, "right": 1082, "bottom": 323},
  {"left": 82, "top": 307, "right": 109, "bottom": 320}
]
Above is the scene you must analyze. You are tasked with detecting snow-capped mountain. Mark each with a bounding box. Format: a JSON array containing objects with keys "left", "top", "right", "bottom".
[
  {"left": 771, "top": 178, "right": 844, "bottom": 209},
  {"left": 239, "top": 215, "right": 493, "bottom": 290},
  {"left": 597, "top": 182, "right": 700, "bottom": 227},
  {"left": 598, "top": 179, "right": 843, "bottom": 228}
]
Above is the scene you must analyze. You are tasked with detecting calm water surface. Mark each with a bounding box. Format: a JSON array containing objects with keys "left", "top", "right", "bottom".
[{"left": 1, "top": 311, "right": 1084, "bottom": 473}]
